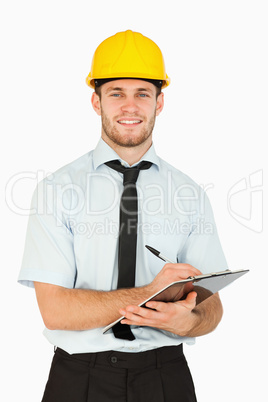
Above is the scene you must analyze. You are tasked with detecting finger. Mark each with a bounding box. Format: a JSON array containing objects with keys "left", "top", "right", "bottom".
[
  {"left": 120, "top": 307, "right": 157, "bottom": 326},
  {"left": 120, "top": 318, "right": 151, "bottom": 327},
  {"left": 179, "top": 265, "right": 202, "bottom": 277},
  {"left": 181, "top": 291, "right": 197, "bottom": 310},
  {"left": 124, "top": 305, "right": 159, "bottom": 319},
  {"left": 145, "top": 301, "right": 169, "bottom": 312},
  {"left": 162, "top": 264, "right": 202, "bottom": 281},
  {"left": 119, "top": 305, "right": 143, "bottom": 317},
  {"left": 164, "top": 263, "right": 201, "bottom": 275},
  {"left": 187, "top": 291, "right": 197, "bottom": 300}
]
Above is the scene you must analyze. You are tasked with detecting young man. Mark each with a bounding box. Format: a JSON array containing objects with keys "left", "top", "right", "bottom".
[{"left": 19, "top": 30, "right": 227, "bottom": 402}]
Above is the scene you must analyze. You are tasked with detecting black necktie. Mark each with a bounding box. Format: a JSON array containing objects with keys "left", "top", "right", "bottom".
[{"left": 105, "top": 160, "right": 152, "bottom": 340}]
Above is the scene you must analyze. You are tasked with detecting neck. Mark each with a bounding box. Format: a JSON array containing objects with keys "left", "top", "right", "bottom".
[{"left": 101, "top": 133, "right": 152, "bottom": 166}]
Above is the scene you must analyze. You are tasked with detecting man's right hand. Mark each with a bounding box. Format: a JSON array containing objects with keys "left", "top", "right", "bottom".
[{"left": 148, "top": 263, "right": 202, "bottom": 295}]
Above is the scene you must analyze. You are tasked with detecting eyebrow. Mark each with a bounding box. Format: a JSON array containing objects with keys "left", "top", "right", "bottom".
[{"left": 105, "top": 86, "right": 154, "bottom": 95}]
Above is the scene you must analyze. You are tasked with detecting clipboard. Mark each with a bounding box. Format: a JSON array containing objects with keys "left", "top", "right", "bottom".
[{"left": 103, "top": 269, "right": 249, "bottom": 334}]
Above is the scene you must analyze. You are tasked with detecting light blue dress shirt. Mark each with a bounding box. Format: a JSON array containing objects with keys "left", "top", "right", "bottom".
[{"left": 18, "top": 139, "right": 227, "bottom": 354}]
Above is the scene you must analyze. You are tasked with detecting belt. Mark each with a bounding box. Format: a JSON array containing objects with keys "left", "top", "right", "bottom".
[{"left": 56, "top": 344, "right": 184, "bottom": 370}]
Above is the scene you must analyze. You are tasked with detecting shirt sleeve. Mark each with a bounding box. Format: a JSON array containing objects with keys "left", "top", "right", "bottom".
[
  {"left": 179, "top": 190, "right": 228, "bottom": 274},
  {"left": 18, "top": 178, "right": 76, "bottom": 289}
]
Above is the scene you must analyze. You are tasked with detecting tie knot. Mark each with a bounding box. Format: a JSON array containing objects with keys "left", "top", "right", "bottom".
[
  {"left": 105, "top": 160, "right": 152, "bottom": 185},
  {"left": 123, "top": 168, "right": 140, "bottom": 185}
]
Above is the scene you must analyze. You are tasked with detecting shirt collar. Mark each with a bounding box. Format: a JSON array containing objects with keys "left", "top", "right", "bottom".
[{"left": 93, "top": 138, "right": 160, "bottom": 170}]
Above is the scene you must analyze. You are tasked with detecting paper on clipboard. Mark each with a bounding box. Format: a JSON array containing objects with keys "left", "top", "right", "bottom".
[{"left": 102, "top": 269, "right": 249, "bottom": 334}]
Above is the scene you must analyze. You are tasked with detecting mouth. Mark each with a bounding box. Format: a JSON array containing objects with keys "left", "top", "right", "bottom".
[{"left": 117, "top": 119, "right": 143, "bottom": 127}]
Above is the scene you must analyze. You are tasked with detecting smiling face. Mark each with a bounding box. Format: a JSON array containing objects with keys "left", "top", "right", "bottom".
[{"left": 91, "top": 79, "right": 164, "bottom": 154}]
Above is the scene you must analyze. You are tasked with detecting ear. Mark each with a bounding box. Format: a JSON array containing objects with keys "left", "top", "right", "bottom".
[
  {"left": 91, "top": 92, "right": 101, "bottom": 116},
  {"left": 156, "top": 92, "right": 164, "bottom": 116}
]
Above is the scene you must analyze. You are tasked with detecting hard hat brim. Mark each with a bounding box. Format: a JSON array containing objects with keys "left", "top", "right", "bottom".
[{"left": 86, "top": 74, "right": 170, "bottom": 89}]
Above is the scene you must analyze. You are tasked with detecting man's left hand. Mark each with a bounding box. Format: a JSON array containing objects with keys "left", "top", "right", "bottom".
[{"left": 119, "top": 291, "right": 198, "bottom": 337}]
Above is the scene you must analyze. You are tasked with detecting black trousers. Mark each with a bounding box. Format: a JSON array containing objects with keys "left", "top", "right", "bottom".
[{"left": 42, "top": 345, "right": 197, "bottom": 402}]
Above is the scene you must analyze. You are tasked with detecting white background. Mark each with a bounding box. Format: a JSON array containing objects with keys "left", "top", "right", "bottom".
[{"left": 1, "top": 0, "right": 267, "bottom": 401}]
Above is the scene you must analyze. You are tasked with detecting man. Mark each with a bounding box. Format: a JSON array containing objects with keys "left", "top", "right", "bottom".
[{"left": 18, "top": 30, "right": 227, "bottom": 402}]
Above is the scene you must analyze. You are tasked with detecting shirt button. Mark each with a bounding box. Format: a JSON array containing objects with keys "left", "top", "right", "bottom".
[{"left": 111, "top": 356, "right": 117, "bottom": 363}]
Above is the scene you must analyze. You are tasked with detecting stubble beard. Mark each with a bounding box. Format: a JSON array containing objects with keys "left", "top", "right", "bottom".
[{"left": 101, "top": 108, "right": 156, "bottom": 148}]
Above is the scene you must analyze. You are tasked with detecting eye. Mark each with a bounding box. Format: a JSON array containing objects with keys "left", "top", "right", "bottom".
[
  {"left": 111, "top": 93, "right": 121, "bottom": 97},
  {"left": 138, "top": 93, "right": 150, "bottom": 98}
]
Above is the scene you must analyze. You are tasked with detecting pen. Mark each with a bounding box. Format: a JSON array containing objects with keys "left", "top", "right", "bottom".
[{"left": 145, "top": 245, "right": 176, "bottom": 264}]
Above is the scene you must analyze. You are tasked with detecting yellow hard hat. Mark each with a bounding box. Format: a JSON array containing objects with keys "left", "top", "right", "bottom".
[{"left": 86, "top": 30, "right": 170, "bottom": 89}]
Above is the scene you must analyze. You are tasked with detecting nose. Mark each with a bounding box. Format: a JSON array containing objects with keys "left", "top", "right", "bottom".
[{"left": 121, "top": 96, "right": 139, "bottom": 114}]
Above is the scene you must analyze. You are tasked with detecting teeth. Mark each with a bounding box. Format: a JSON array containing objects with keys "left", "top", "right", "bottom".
[{"left": 118, "top": 120, "right": 141, "bottom": 124}]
